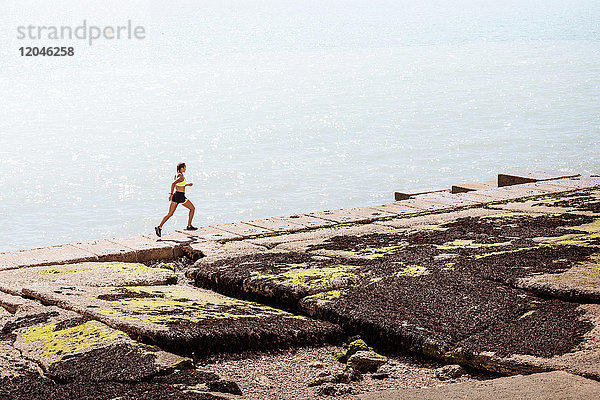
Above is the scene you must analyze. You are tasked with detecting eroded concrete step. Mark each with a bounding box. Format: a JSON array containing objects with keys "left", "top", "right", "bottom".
[
  {"left": 452, "top": 180, "right": 497, "bottom": 193},
  {"left": 360, "top": 371, "right": 600, "bottom": 400},
  {"left": 394, "top": 187, "right": 449, "bottom": 201},
  {"left": 498, "top": 170, "right": 580, "bottom": 187}
]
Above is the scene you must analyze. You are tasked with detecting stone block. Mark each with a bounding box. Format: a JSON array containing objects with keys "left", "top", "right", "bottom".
[
  {"left": 370, "top": 203, "right": 423, "bottom": 216},
  {"left": 498, "top": 170, "right": 579, "bottom": 187},
  {"left": 0, "top": 256, "right": 17, "bottom": 271},
  {"left": 208, "top": 222, "right": 274, "bottom": 238},
  {"left": 452, "top": 180, "right": 497, "bottom": 193},
  {"left": 277, "top": 214, "right": 337, "bottom": 229},
  {"left": 189, "top": 240, "right": 268, "bottom": 265},
  {"left": 397, "top": 198, "right": 461, "bottom": 211},
  {"left": 0, "top": 245, "right": 98, "bottom": 269},
  {"left": 177, "top": 226, "right": 242, "bottom": 241},
  {"left": 70, "top": 239, "right": 138, "bottom": 262},
  {"left": 0, "top": 291, "right": 34, "bottom": 313},
  {"left": 107, "top": 235, "right": 175, "bottom": 262},
  {"left": 516, "top": 181, "right": 579, "bottom": 193},
  {"left": 245, "top": 217, "right": 307, "bottom": 233},
  {"left": 305, "top": 207, "right": 396, "bottom": 224},
  {"left": 394, "top": 187, "right": 449, "bottom": 201},
  {"left": 541, "top": 175, "right": 600, "bottom": 190},
  {"left": 415, "top": 192, "right": 487, "bottom": 207},
  {"left": 467, "top": 186, "right": 549, "bottom": 202}
]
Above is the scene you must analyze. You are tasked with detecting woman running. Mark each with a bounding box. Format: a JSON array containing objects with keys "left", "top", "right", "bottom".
[{"left": 155, "top": 162, "right": 197, "bottom": 237}]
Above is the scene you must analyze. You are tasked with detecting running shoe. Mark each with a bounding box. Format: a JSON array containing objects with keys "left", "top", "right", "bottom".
[
  {"left": 186, "top": 225, "right": 198, "bottom": 231},
  {"left": 155, "top": 226, "right": 162, "bottom": 237}
]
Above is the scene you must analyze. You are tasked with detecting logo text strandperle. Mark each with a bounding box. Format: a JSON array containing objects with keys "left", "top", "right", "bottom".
[{"left": 17, "top": 20, "right": 145, "bottom": 46}]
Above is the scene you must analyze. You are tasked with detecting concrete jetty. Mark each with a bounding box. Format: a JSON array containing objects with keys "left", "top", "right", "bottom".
[{"left": 1, "top": 171, "right": 600, "bottom": 399}]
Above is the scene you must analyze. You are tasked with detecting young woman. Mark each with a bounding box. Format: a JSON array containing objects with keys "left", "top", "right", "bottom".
[{"left": 155, "top": 162, "right": 197, "bottom": 237}]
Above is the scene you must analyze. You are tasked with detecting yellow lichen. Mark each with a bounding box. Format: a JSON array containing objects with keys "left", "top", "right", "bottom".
[
  {"left": 42, "top": 262, "right": 168, "bottom": 276},
  {"left": 436, "top": 239, "right": 511, "bottom": 250},
  {"left": 303, "top": 290, "right": 342, "bottom": 305},
  {"left": 23, "top": 321, "right": 122, "bottom": 361},
  {"left": 472, "top": 245, "right": 549, "bottom": 259},
  {"left": 348, "top": 244, "right": 408, "bottom": 259},
  {"left": 257, "top": 264, "right": 360, "bottom": 289},
  {"left": 395, "top": 265, "right": 427, "bottom": 277},
  {"left": 97, "top": 286, "right": 289, "bottom": 325}
]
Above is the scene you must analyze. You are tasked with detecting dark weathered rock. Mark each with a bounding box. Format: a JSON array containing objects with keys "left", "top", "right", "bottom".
[
  {"left": 316, "top": 382, "right": 354, "bottom": 397},
  {"left": 435, "top": 364, "right": 466, "bottom": 380},
  {"left": 347, "top": 350, "right": 388, "bottom": 373}
]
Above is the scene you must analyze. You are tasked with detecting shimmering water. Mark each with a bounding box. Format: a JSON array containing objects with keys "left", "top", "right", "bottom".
[{"left": 1, "top": 0, "right": 599, "bottom": 251}]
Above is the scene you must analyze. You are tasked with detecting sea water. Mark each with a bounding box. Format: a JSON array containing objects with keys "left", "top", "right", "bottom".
[{"left": 0, "top": 0, "right": 599, "bottom": 251}]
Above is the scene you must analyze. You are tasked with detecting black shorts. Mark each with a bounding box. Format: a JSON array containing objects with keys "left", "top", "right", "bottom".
[{"left": 172, "top": 191, "right": 187, "bottom": 204}]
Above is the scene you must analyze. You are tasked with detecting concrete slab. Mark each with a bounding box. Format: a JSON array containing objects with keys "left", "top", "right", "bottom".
[
  {"left": 70, "top": 239, "right": 138, "bottom": 262},
  {"left": 397, "top": 198, "right": 465, "bottom": 211},
  {"left": 370, "top": 202, "right": 424, "bottom": 216},
  {"left": 178, "top": 226, "right": 242, "bottom": 242},
  {"left": 0, "top": 291, "right": 34, "bottom": 313},
  {"left": 244, "top": 216, "right": 307, "bottom": 233},
  {"left": 490, "top": 199, "right": 571, "bottom": 214},
  {"left": 22, "top": 284, "right": 342, "bottom": 356},
  {"left": 305, "top": 207, "right": 397, "bottom": 224},
  {"left": 277, "top": 214, "right": 337, "bottom": 229},
  {"left": 541, "top": 176, "right": 600, "bottom": 190},
  {"left": 517, "top": 181, "right": 578, "bottom": 194},
  {"left": 188, "top": 240, "right": 269, "bottom": 266},
  {"left": 107, "top": 235, "right": 175, "bottom": 262},
  {"left": 498, "top": 170, "right": 580, "bottom": 187},
  {"left": 452, "top": 180, "right": 497, "bottom": 193},
  {"left": 467, "top": 186, "right": 549, "bottom": 202},
  {"left": 415, "top": 192, "right": 488, "bottom": 207},
  {"left": 0, "top": 245, "right": 98, "bottom": 269},
  {"left": 0, "top": 262, "right": 177, "bottom": 296},
  {"left": 375, "top": 207, "right": 506, "bottom": 229},
  {"left": 360, "top": 371, "right": 600, "bottom": 400},
  {"left": 0, "top": 256, "right": 17, "bottom": 271},
  {"left": 208, "top": 222, "right": 274, "bottom": 238},
  {"left": 145, "top": 230, "right": 198, "bottom": 245},
  {"left": 516, "top": 254, "right": 600, "bottom": 302},
  {"left": 248, "top": 221, "right": 389, "bottom": 250},
  {"left": 394, "top": 187, "right": 449, "bottom": 201},
  {"left": 461, "top": 303, "right": 600, "bottom": 379},
  {"left": 2, "top": 306, "right": 191, "bottom": 383}
]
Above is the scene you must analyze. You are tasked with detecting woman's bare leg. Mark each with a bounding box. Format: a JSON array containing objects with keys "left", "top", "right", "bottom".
[
  {"left": 182, "top": 200, "right": 195, "bottom": 226},
  {"left": 159, "top": 202, "right": 179, "bottom": 228}
]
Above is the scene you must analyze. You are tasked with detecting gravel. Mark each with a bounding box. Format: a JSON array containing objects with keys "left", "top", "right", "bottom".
[{"left": 199, "top": 346, "right": 494, "bottom": 399}]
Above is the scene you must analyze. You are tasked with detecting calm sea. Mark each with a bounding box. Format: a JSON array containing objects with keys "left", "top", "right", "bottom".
[{"left": 0, "top": 0, "right": 599, "bottom": 251}]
